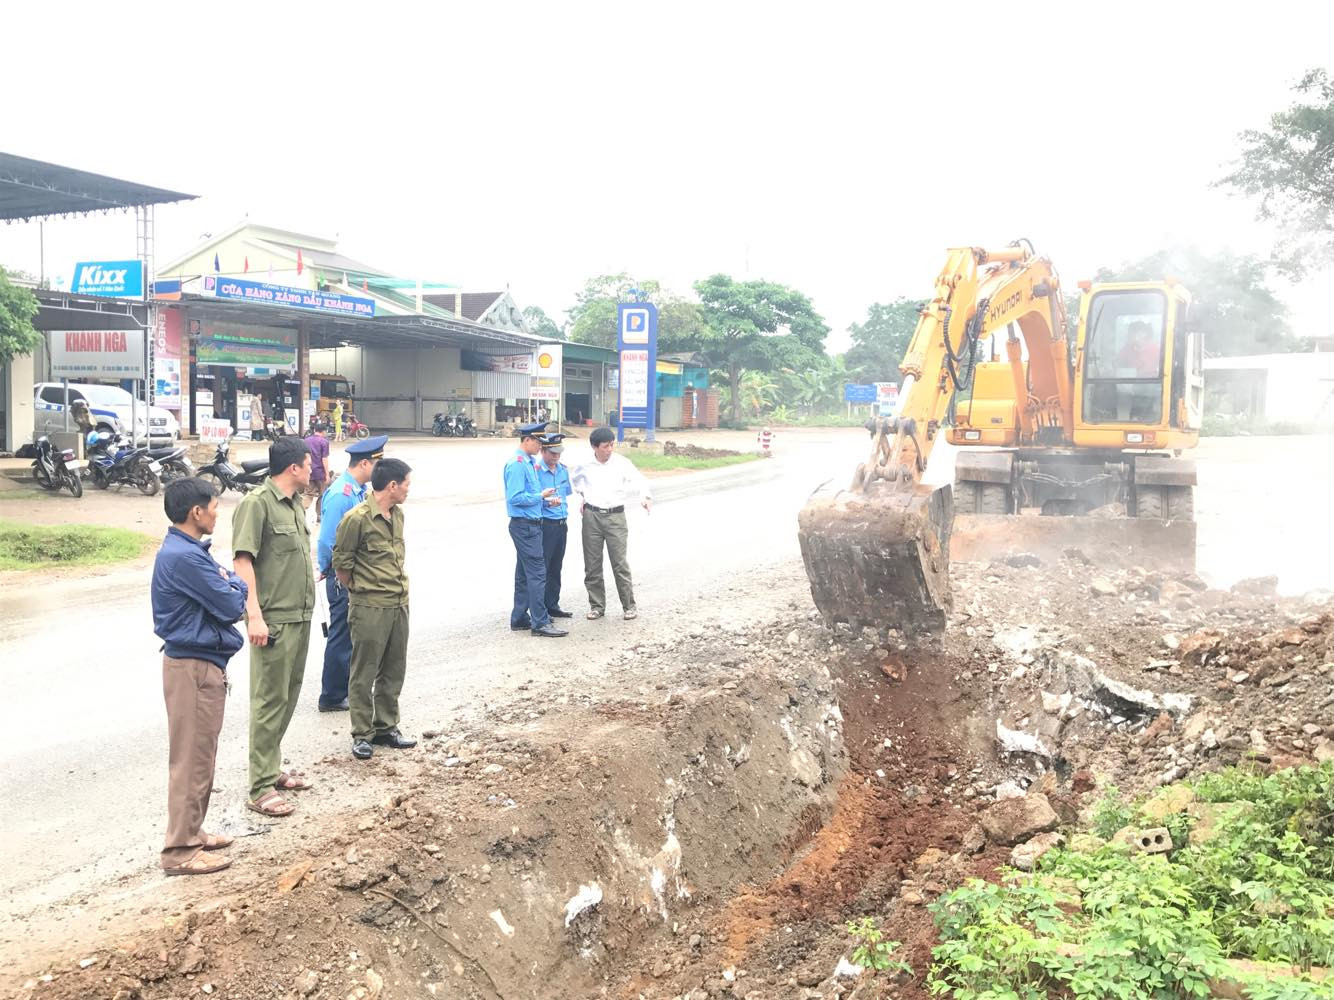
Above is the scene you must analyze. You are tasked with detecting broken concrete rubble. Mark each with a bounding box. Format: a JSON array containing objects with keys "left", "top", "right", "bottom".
[
  {"left": 980, "top": 793, "right": 1059, "bottom": 846},
  {"left": 1011, "top": 831, "right": 1064, "bottom": 871}
]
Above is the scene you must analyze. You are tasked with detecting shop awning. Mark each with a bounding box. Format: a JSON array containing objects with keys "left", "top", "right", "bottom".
[{"left": 0, "top": 152, "right": 196, "bottom": 222}]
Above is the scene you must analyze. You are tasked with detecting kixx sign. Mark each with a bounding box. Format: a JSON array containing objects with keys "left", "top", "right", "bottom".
[{"left": 70, "top": 259, "right": 145, "bottom": 298}]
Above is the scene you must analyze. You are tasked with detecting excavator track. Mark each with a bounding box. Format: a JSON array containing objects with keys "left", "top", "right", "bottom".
[{"left": 797, "top": 480, "right": 953, "bottom": 633}]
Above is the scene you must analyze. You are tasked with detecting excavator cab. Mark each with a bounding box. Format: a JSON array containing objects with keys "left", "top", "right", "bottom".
[{"left": 1072, "top": 282, "right": 1202, "bottom": 448}]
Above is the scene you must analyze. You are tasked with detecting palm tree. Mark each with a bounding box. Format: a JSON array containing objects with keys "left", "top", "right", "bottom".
[{"left": 739, "top": 371, "right": 778, "bottom": 417}]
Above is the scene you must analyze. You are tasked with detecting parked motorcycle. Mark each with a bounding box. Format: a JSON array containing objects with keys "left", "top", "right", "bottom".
[
  {"left": 195, "top": 437, "right": 269, "bottom": 494},
  {"left": 344, "top": 412, "right": 371, "bottom": 440},
  {"left": 31, "top": 436, "right": 84, "bottom": 498},
  {"left": 453, "top": 411, "right": 478, "bottom": 437},
  {"left": 86, "top": 431, "right": 162, "bottom": 496},
  {"left": 144, "top": 443, "right": 194, "bottom": 483},
  {"left": 431, "top": 412, "right": 451, "bottom": 437},
  {"left": 309, "top": 413, "right": 334, "bottom": 435}
]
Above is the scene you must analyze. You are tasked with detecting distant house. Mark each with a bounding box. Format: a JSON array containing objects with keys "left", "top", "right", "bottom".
[
  {"left": 424, "top": 290, "right": 528, "bottom": 333},
  {"left": 1204, "top": 350, "right": 1334, "bottom": 425}
]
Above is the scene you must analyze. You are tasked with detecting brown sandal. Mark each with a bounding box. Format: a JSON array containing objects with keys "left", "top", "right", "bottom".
[
  {"left": 276, "top": 771, "right": 312, "bottom": 791},
  {"left": 246, "top": 790, "right": 295, "bottom": 817},
  {"left": 203, "top": 832, "right": 234, "bottom": 850},
  {"left": 164, "top": 849, "right": 232, "bottom": 877}
]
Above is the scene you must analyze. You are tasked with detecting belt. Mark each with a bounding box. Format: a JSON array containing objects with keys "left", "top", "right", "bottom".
[
  {"left": 584, "top": 504, "right": 624, "bottom": 514},
  {"left": 510, "top": 516, "right": 541, "bottom": 523}
]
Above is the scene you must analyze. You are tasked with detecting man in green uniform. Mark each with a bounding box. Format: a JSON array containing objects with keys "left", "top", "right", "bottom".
[
  {"left": 232, "top": 436, "right": 316, "bottom": 817},
  {"left": 333, "top": 457, "right": 415, "bottom": 760}
]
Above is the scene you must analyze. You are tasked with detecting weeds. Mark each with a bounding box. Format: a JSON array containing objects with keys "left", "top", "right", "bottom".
[
  {"left": 925, "top": 764, "right": 1334, "bottom": 998},
  {"left": 846, "top": 917, "right": 912, "bottom": 977},
  {"left": 1089, "top": 783, "right": 1133, "bottom": 840}
]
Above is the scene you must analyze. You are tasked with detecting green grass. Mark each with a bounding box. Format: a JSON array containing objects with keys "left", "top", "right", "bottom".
[
  {"left": 0, "top": 520, "right": 156, "bottom": 571},
  {"left": 624, "top": 451, "right": 763, "bottom": 472},
  {"left": 926, "top": 763, "right": 1334, "bottom": 1000}
]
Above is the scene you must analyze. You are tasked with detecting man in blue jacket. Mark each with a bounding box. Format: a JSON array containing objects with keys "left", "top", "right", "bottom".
[
  {"left": 505, "top": 421, "right": 567, "bottom": 637},
  {"left": 536, "top": 433, "right": 574, "bottom": 620},
  {"left": 151, "top": 478, "right": 249, "bottom": 876}
]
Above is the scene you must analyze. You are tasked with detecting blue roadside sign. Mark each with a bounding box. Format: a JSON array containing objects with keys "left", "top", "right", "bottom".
[
  {"left": 843, "top": 383, "right": 876, "bottom": 404},
  {"left": 616, "top": 302, "right": 658, "bottom": 442}
]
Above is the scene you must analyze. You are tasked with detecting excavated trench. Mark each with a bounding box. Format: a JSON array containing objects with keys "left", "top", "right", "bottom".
[{"left": 17, "top": 634, "right": 1008, "bottom": 1000}]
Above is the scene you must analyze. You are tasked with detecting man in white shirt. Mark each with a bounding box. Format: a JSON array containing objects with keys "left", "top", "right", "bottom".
[{"left": 571, "top": 427, "right": 652, "bottom": 620}]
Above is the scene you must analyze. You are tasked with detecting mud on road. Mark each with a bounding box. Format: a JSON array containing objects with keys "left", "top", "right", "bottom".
[{"left": 8, "top": 549, "right": 1333, "bottom": 1000}]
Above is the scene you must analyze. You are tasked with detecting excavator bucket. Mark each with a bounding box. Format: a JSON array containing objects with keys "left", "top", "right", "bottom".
[{"left": 797, "top": 481, "right": 953, "bottom": 633}]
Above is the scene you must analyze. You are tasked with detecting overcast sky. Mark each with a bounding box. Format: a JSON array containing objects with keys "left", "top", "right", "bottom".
[{"left": 1, "top": 2, "right": 1329, "bottom": 352}]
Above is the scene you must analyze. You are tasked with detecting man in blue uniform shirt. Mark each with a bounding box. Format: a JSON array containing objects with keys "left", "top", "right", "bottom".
[
  {"left": 536, "top": 433, "right": 574, "bottom": 620},
  {"left": 505, "top": 421, "right": 567, "bottom": 637},
  {"left": 317, "top": 435, "right": 388, "bottom": 710}
]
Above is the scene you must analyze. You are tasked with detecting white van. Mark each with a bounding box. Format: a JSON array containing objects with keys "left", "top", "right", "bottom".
[{"left": 34, "top": 382, "right": 180, "bottom": 444}]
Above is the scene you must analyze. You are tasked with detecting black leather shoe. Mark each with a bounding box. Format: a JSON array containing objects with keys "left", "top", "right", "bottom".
[
  {"left": 319, "top": 699, "right": 350, "bottom": 712},
  {"left": 510, "top": 620, "right": 532, "bottom": 631},
  {"left": 531, "top": 624, "right": 569, "bottom": 637},
  {"left": 352, "top": 739, "right": 373, "bottom": 760},
  {"left": 549, "top": 609, "right": 574, "bottom": 618},
  {"left": 371, "top": 728, "right": 417, "bottom": 749}
]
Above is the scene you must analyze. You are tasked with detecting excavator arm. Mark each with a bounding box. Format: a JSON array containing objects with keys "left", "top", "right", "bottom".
[
  {"left": 798, "top": 242, "right": 1071, "bottom": 632},
  {"left": 859, "top": 243, "right": 1071, "bottom": 488}
]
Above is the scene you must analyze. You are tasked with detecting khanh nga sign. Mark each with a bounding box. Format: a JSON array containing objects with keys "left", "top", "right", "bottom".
[
  {"left": 48, "top": 329, "right": 146, "bottom": 378},
  {"left": 207, "top": 276, "right": 375, "bottom": 318}
]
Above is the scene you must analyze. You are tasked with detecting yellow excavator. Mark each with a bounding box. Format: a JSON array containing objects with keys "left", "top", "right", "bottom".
[{"left": 798, "top": 241, "right": 1202, "bottom": 631}]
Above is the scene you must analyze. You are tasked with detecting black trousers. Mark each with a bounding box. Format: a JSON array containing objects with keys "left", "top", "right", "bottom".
[{"left": 541, "top": 518, "right": 567, "bottom": 614}]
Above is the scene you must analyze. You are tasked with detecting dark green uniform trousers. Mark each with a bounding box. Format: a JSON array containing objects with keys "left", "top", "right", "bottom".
[
  {"left": 582, "top": 509, "right": 635, "bottom": 613},
  {"left": 348, "top": 604, "right": 410, "bottom": 742},
  {"left": 247, "top": 620, "right": 312, "bottom": 802}
]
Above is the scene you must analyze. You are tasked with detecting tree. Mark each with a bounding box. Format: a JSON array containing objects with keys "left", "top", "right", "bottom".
[
  {"left": 521, "top": 305, "right": 562, "bottom": 340},
  {"left": 0, "top": 266, "right": 41, "bottom": 364},
  {"left": 688, "top": 274, "right": 829, "bottom": 423},
  {"left": 1218, "top": 68, "right": 1334, "bottom": 278},
  {"left": 844, "top": 298, "right": 920, "bottom": 381},
  {"left": 565, "top": 274, "right": 703, "bottom": 350},
  {"left": 1092, "top": 246, "right": 1294, "bottom": 357}
]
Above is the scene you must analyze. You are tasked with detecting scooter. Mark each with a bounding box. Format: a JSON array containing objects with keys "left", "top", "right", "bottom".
[
  {"left": 453, "top": 411, "right": 478, "bottom": 437},
  {"left": 86, "top": 431, "right": 162, "bottom": 496},
  {"left": 196, "top": 437, "right": 269, "bottom": 494},
  {"left": 31, "top": 436, "right": 84, "bottom": 498},
  {"left": 145, "top": 443, "right": 194, "bottom": 483},
  {"left": 344, "top": 413, "right": 371, "bottom": 440}
]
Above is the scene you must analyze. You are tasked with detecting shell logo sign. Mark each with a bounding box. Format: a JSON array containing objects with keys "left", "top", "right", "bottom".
[{"left": 530, "top": 342, "right": 563, "bottom": 401}]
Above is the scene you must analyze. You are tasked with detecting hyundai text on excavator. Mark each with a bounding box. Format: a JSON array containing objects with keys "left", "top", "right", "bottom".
[{"left": 797, "top": 241, "right": 1202, "bottom": 632}]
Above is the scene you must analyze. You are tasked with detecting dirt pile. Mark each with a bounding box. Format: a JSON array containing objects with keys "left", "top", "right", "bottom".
[
  {"left": 947, "top": 553, "right": 1333, "bottom": 801},
  {"left": 12, "top": 622, "right": 850, "bottom": 1000},
  {"left": 661, "top": 443, "right": 742, "bottom": 460}
]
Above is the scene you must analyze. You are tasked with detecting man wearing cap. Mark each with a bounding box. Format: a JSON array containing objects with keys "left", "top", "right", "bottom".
[
  {"left": 334, "top": 457, "right": 415, "bottom": 760},
  {"left": 315, "top": 435, "right": 387, "bottom": 713},
  {"left": 536, "top": 434, "right": 574, "bottom": 621},
  {"left": 505, "top": 422, "right": 568, "bottom": 637}
]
